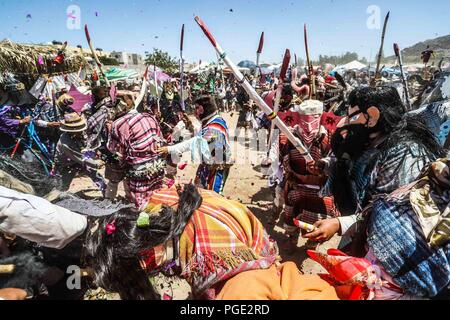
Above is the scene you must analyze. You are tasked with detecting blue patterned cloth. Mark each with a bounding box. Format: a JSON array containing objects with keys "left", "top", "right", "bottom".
[
  {"left": 407, "top": 100, "right": 450, "bottom": 144},
  {"left": 322, "top": 141, "right": 435, "bottom": 214},
  {"left": 368, "top": 197, "right": 450, "bottom": 297},
  {"left": 197, "top": 116, "right": 232, "bottom": 165}
]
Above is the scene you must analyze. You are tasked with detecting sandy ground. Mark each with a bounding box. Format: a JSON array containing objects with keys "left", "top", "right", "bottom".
[{"left": 70, "top": 112, "right": 340, "bottom": 300}]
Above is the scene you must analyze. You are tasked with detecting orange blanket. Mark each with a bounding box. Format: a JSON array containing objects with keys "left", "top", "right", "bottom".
[{"left": 216, "top": 262, "right": 339, "bottom": 300}]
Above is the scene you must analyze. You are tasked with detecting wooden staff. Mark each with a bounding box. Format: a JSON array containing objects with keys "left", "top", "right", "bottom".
[
  {"left": 179, "top": 24, "right": 186, "bottom": 111},
  {"left": 267, "top": 49, "right": 291, "bottom": 151},
  {"left": 85, "top": 24, "right": 110, "bottom": 86},
  {"left": 304, "top": 24, "right": 316, "bottom": 99},
  {"left": 394, "top": 43, "right": 411, "bottom": 110},
  {"left": 195, "top": 16, "right": 313, "bottom": 162},
  {"left": 255, "top": 32, "right": 264, "bottom": 85},
  {"left": 154, "top": 65, "right": 160, "bottom": 113},
  {"left": 373, "top": 12, "right": 390, "bottom": 86}
]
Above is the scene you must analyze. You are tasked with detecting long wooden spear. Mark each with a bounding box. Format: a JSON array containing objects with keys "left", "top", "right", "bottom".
[
  {"left": 195, "top": 16, "right": 313, "bottom": 162},
  {"left": 304, "top": 24, "right": 316, "bottom": 99},
  {"left": 85, "top": 24, "right": 110, "bottom": 86},
  {"left": 255, "top": 32, "right": 264, "bottom": 85},
  {"left": 154, "top": 65, "right": 160, "bottom": 113},
  {"left": 179, "top": 24, "right": 185, "bottom": 111},
  {"left": 267, "top": 49, "right": 291, "bottom": 151},
  {"left": 373, "top": 12, "right": 390, "bottom": 86},
  {"left": 393, "top": 43, "right": 411, "bottom": 110}
]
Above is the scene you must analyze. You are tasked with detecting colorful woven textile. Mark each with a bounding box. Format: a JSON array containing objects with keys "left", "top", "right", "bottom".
[
  {"left": 195, "top": 164, "right": 230, "bottom": 195},
  {"left": 143, "top": 187, "right": 279, "bottom": 299},
  {"left": 368, "top": 197, "right": 450, "bottom": 297}
]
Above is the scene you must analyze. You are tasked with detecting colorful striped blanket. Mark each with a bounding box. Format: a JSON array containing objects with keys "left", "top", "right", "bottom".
[{"left": 144, "top": 187, "right": 279, "bottom": 299}]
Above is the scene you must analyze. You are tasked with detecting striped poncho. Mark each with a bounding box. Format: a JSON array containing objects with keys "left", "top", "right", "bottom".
[{"left": 143, "top": 187, "right": 279, "bottom": 299}]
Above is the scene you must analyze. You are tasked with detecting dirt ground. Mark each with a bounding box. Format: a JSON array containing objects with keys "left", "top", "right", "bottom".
[{"left": 70, "top": 112, "right": 340, "bottom": 300}]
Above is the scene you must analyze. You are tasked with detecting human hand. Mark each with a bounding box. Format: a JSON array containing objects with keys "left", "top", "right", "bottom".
[
  {"left": 47, "top": 122, "right": 61, "bottom": 127},
  {"left": 306, "top": 160, "right": 326, "bottom": 175},
  {"left": 308, "top": 159, "right": 327, "bottom": 175},
  {"left": 302, "top": 218, "right": 340, "bottom": 242},
  {"left": 157, "top": 146, "right": 169, "bottom": 155},
  {"left": 20, "top": 116, "right": 31, "bottom": 125}
]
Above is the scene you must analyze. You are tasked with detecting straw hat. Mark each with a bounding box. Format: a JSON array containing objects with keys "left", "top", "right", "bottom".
[{"left": 60, "top": 112, "right": 87, "bottom": 133}]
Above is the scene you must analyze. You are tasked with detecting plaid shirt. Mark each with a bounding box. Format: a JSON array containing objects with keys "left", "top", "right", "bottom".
[{"left": 107, "top": 112, "right": 162, "bottom": 166}]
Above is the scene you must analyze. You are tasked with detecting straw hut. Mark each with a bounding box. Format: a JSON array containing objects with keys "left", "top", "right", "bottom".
[{"left": 0, "top": 39, "right": 88, "bottom": 88}]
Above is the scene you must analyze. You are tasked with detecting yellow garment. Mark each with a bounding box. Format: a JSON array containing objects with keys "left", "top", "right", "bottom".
[
  {"left": 216, "top": 262, "right": 339, "bottom": 300},
  {"left": 409, "top": 158, "right": 450, "bottom": 247}
]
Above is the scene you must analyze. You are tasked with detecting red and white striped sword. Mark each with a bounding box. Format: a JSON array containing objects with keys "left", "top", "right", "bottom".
[
  {"left": 267, "top": 49, "right": 291, "bottom": 150},
  {"left": 85, "top": 24, "right": 110, "bottom": 86},
  {"left": 194, "top": 16, "right": 313, "bottom": 162}
]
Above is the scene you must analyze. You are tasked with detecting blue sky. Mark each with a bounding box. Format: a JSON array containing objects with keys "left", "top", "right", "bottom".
[{"left": 1, "top": 0, "right": 449, "bottom": 64}]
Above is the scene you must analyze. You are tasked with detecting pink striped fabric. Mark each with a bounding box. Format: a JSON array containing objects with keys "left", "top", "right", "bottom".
[{"left": 108, "top": 112, "right": 162, "bottom": 166}]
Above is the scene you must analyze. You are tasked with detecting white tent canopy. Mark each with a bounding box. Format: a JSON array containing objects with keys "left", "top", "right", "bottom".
[
  {"left": 333, "top": 60, "right": 367, "bottom": 72},
  {"left": 188, "top": 61, "right": 211, "bottom": 74}
]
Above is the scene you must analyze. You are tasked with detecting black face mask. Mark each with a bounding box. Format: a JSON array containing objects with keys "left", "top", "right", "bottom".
[
  {"left": 330, "top": 158, "right": 358, "bottom": 216},
  {"left": 331, "top": 124, "right": 370, "bottom": 160}
]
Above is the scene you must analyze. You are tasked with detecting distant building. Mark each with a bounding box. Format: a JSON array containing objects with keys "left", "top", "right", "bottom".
[{"left": 110, "top": 51, "right": 144, "bottom": 67}]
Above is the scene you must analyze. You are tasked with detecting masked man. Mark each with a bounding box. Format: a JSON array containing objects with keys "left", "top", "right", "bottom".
[
  {"left": 280, "top": 100, "right": 338, "bottom": 252},
  {"left": 159, "top": 81, "right": 182, "bottom": 138},
  {"left": 159, "top": 95, "right": 232, "bottom": 195},
  {"left": 304, "top": 86, "right": 445, "bottom": 255}
]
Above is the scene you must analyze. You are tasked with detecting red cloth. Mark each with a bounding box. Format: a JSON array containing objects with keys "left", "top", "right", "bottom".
[
  {"left": 325, "top": 76, "right": 336, "bottom": 84},
  {"left": 307, "top": 249, "right": 377, "bottom": 300},
  {"left": 321, "top": 112, "right": 344, "bottom": 134},
  {"left": 278, "top": 111, "right": 301, "bottom": 128},
  {"left": 263, "top": 90, "right": 276, "bottom": 109}
]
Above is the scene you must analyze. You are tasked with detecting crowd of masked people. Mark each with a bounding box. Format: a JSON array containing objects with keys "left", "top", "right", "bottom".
[{"left": 0, "top": 61, "right": 449, "bottom": 301}]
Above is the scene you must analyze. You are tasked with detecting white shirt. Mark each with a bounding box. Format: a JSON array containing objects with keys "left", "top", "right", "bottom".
[{"left": 0, "top": 186, "right": 87, "bottom": 249}]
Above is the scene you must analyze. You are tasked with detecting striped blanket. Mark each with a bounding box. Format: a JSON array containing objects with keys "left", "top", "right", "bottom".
[{"left": 145, "top": 188, "right": 279, "bottom": 299}]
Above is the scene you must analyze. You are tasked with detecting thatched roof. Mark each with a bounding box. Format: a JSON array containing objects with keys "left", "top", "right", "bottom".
[{"left": 0, "top": 39, "right": 88, "bottom": 80}]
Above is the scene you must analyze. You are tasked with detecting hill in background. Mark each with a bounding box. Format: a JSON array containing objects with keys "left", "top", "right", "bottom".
[{"left": 385, "top": 34, "right": 450, "bottom": 64}]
